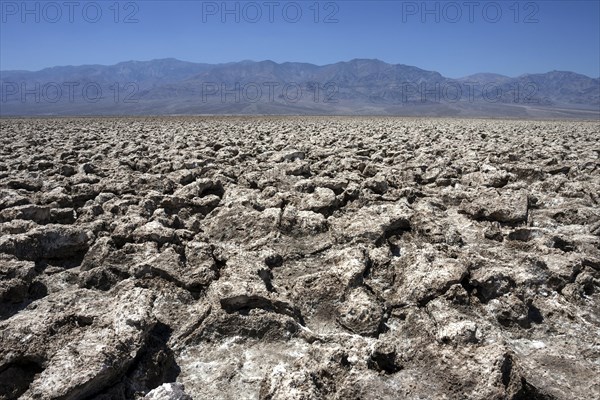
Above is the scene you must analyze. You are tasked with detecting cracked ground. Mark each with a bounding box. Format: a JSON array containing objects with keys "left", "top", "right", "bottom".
[{"left": 0, "top": 117, "right": 599, "bottom": 399}]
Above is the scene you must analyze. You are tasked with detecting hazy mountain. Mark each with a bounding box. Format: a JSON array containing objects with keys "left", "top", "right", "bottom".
[
  {"left": 1, "top": 59, "right": 598, "bottom": 118},
  {"left": 1, "top": 58, "right": 214, "bottom": 90},
  {"left": 512, "top": 71, "right": 600, "bottom": 106}
]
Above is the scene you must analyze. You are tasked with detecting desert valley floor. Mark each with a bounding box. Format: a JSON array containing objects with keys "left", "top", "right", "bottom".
[{"left": 0, "top": 117, "right": 599, "bottom": 399}]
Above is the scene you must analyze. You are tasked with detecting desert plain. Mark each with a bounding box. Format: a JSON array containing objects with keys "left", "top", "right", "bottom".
[{"left": 0, "top": 117, "right": 598, "bottom": 399}]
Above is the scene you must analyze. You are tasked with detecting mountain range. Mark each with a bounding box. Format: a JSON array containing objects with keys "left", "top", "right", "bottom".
[{"left": 1, "top": 58, "right": 599, "bottom": 118}]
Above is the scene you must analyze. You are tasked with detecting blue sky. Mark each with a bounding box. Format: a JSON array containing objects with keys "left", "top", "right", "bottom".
[{"left": 1, "top": 0, "right": 599, "bottom": 78}]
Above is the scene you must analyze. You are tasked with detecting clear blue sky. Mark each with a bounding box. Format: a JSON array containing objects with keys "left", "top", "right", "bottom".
[{"left": 1, "top": 0, "right": 599, "bottom": 78}]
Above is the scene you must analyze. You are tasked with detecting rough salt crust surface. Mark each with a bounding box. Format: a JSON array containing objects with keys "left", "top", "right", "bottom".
[{"left": 0, "top": 117, "right": 598, "bottom": 400}]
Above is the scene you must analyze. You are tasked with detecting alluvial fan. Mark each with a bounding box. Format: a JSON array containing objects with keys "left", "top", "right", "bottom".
[{"left": 0, "top": 117, "right": 598, "bottom": 399}]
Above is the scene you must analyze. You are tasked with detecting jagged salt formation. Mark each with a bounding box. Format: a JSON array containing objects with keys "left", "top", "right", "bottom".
[{"left": 0, "top": 117, "right": 598, "bottom": 399}]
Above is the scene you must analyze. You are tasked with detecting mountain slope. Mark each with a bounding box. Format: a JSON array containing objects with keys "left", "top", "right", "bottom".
[{"left": 1, "top": 59, "right": 598, "bottom": 118}]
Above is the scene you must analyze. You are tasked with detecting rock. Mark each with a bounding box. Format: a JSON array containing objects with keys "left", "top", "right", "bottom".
[
  {"left": 0, "top": 189, "right": 30, "bottom": 210},
  {"left": 0, "top": 283, "right": 156, "bottom": 399},
  {"left": 0, "top": 218, "right": 38, "bottom": 234},
  {"left": 273, "top": 149, "right": 305, "bottom": 162},
  {"left": 132, "top": 220, "right": 176, "bottom": 245},
  {"left": 80, "top": 236, "right": 115, "bottom": 271},
  {"left": 50, "top": 208, "right": 77, "bottom": 224},
  {"left": 0, "top": 225, "right": 93, "bottom": 261},
  {"left": 283, "top": 160, "right": 310, "bottom": 176},
  {"left": 363, "top": 173, "right": 388, "bottom": 194},
  {"left": 0, "top": 204, "right": 75, "bottom": 225},
  {"left": 312, "top": 177, "right": 348, "bottom": 194},
  {"left": 144, "top": 383, "right": 192, "bottom": 400},
  {"left": 300, "top": 187, "right": 336, "bottom": 214},
  {"left": 173, "top": 178, "right": 223, "bottom": 199},
  {"left": 336, "top": 287, "right": 384, "bottom": 336},
  {"left": 460, "top": 189, "right": 529, "bottom": 223},
  {"left": 0, "top": 254, "right": 37, "bottom": 310},
  {"left": 295, "top": 210, "right": 328, "bottom": 234},
  {"left": 389, "top": 247, "right": 468, "bottom": 306},
  {"left": 133, "top": 245, "right": 216, "bottom": 290},
  {"left": 330, "top": 202, "right": 412, "bottom": 243},
  {"left": 462, "top": 165, "right": 511, "bottom": 188},
  {"left": 7, "top": 178, "right": 42, "bottom": 192},
  {"left": 0, "top": 204, "right": 51, "bottom": 223},
  {"left": 183, "top": 241, "right": 220, "bottom": 283},
  {"left": 59, "top": 164, "right": 76, "bottom": 176},
  {"left": 484, "top": 222, "right": 504, "bottom": 241},
  {"left": 79, "top": 162, "right": 96, "bottom": 174}
]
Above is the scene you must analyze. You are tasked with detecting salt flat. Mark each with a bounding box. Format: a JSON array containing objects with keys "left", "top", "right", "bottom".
[{"left": 0, "top": 117, "right": 598, "bottom": 399}]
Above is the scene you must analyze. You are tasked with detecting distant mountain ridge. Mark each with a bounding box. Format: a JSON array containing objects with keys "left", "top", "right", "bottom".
[{"left": 1, "top": 58, "right": 598, "bottom": 118}]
